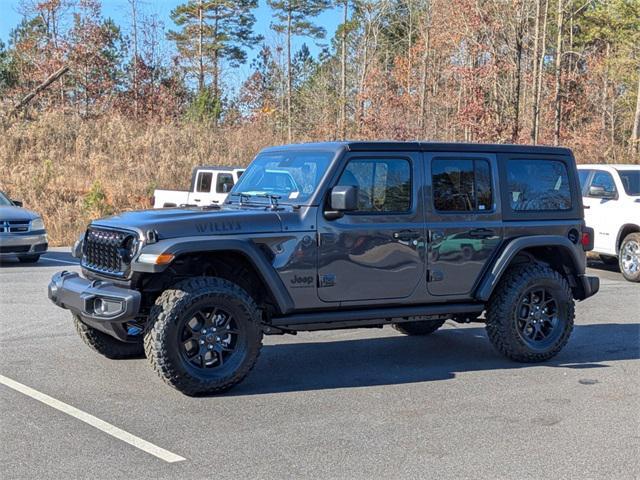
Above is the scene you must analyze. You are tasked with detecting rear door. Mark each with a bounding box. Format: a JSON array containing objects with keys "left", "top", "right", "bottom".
[
  {"left": 425, "top": 152, "right": 502, "bottom": 296},
  {"left": 317, "top": 151, "right": 425, "bottom": 303}
]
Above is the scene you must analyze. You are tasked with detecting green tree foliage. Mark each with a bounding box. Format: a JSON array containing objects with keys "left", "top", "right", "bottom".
[
  {"left": 168, "top": 0, "right": 261, "bottom": 97},
  {"left": 0, "top": 40, "right": 18, "bottom": 94},
  {"left": 67, "top": 0, "right": 125, "bottom": 116},
  {"left": 186, "top": 87, "right": 222, "bottom": 122}
]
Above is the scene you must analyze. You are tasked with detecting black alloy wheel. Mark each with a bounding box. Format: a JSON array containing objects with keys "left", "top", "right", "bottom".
[
  {"left": 179, "top": 306, "right": 243, "bottom": 370},
  {"left": 515, "top": 287, "right": 563, "bottom": 350}
]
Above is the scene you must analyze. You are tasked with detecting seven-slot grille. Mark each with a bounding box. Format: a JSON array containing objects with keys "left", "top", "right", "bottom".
[
  {"left": 82, "top": 227, "right": 137, "bottom": 276},
  {"left": 0, "top": 220, "right": 30, "bottom": 233}
]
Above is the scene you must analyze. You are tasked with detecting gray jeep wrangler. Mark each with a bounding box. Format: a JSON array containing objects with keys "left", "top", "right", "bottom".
[{"left": 48, "top": 142, "right": 599, "bottom": 395}]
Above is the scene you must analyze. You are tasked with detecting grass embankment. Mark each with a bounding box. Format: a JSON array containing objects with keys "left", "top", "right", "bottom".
[{"left": 1, "top": 114, "right": 275, "bottom": 245}]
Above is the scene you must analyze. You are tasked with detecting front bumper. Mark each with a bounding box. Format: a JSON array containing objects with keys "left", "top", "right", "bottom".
[
  {"left": 48, "top": 271, "right": 141, "bottom": 342},
  {"left": 577, "top": 274, "right": 600, "bottom": 300},
  {"left": 0, "top": 232, "right": 48, "bottom": 256}
]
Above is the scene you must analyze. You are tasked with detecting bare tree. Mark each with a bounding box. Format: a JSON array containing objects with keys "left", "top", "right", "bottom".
[
  {"left": 553, "top": 0, "right": 564, "bottom": 146},
  {"left": 632, "top": 68, "right": 640, "bottom": 155}
]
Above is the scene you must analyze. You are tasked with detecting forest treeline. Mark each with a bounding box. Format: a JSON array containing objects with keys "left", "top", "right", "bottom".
[{"left": 0, "top": 0, "right": 639, "bottom": 244}]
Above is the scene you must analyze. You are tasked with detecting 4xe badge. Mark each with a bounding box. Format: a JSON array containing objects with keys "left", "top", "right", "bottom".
[{"left": 290, "top": 275, "right": 314, "bottom": 288}]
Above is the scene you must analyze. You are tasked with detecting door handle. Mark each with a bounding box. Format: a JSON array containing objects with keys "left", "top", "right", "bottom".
[
  {"left": 468, "top": 228, "right": 495, "bottom": 239},
  {"left": 583, "top": 205, "right": 590, "bottom": 209},
  {"left": 393, "top": 231, "right": 421, "bottom": 241},
  {"left": 193, "top": 198, "right": 201, "bottom": 202}
]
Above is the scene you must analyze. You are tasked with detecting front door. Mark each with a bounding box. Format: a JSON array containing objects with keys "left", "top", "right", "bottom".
[
  {"left": 188, "top": 170, "right": 216, "bottom": 206},
  {"left": 317, "top": 152, "right": 425, "bottom": 303},
  {"left": 582, "top": 169, "right": 620, "bottom": 255},
  {"left": 425, "top": 152, "right": 502, "bottom": 296}
]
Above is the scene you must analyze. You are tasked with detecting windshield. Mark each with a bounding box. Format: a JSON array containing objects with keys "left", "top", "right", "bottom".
[
  {"left": 616, "top": 169, "right": 640, "bottom": 196},
  {"left": 0, "top": 192, "right": 13, "bottom": 206},
  {"left": 231, "top": 150, "right": 334, "bottom": 204}
]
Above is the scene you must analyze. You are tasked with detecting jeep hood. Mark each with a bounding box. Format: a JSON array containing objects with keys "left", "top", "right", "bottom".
[{"left": 91, "top": 206, "right": 283, "bottom": 239}]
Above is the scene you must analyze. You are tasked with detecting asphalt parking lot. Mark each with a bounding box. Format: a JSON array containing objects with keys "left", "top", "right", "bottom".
[{"left": 1, "top": 248, "right": 638, "bottom": 479}]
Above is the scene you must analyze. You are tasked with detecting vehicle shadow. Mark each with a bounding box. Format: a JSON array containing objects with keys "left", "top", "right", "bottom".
[
  {"left": 0, "top": 249, "right": 78, "bottom": 268},
  {"left": 587, "top": 257, "right": 620, "bottom": 274},
  {"left": 225, "top": 322, "right": 640, "bottom": 397}
]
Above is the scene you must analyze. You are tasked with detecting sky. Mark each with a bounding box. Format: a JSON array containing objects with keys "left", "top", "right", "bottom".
[{"left": 0, "top": 0, "right": 342, "bottom": 86}]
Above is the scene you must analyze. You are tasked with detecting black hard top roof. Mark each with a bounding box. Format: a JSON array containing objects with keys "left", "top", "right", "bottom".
[{"left": 261, "top": 141, "right": 572, "bottom": 156}]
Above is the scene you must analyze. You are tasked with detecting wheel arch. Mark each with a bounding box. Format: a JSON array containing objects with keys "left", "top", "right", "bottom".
[
  {"left": 135, "top": 238, "right": 295, "bottom": 315},
  {"left": 616, "top": 224, "right": 640, "bottom": 254},
  {"left": 475, "top": 236, "right": 586, "bottom": 302}
]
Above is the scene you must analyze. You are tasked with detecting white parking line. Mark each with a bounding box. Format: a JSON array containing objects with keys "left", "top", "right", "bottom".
[
  {"left": 40, "top": 256, "right": 80, "bottom": 266},
  {"left": 0, "top": 374, "right": 186, "bottom": 463}
]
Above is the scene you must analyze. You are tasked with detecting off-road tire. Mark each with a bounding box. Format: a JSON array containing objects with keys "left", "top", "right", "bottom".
[
  {"left": 485, "top": 263, "right": 574, "bottom": 363},
  {"left": 618, "top": 232, "right": 640, "bottom": 282},
  {"left": 144, "top": 277, "right": 263, "bottom": 396},
  {"left": 73, "top": 314, "right": 144, "bottom": 359},
  {"left": 393, "top": 319, "right": 446, "bottom": 336},
  {"left": 17, "top": 254, "right": 40, "bottom": 263}
]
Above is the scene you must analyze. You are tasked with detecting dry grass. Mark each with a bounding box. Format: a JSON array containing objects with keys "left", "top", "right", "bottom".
[
  {"left": 1, "top": 113, "right": 637, "bottom": 246},
  {"left": 0, "top": 113, "right": 278, "bottom": 245}
]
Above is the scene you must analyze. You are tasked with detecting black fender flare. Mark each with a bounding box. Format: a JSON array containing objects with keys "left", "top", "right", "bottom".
[
  {"left": 133, "top": 237, "right": 295, "bottom": 315},
  {"left": 475, "top": 235, "right": 585, "bottom": 301}
]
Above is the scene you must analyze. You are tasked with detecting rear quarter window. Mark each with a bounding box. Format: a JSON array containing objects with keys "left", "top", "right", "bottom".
[{"left": 507, "top": 159, "right": 572, "bottom": 211}]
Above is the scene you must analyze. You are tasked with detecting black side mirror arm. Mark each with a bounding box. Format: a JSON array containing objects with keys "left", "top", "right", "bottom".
[{"left": 323, "top": 210, "right": 345, "bottom": 221}]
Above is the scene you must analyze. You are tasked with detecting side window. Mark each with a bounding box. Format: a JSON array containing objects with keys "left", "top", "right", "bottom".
[
  {"left": 507, "top": 159, "right": 571, "bottom": 211},
  {"left": 588, "top": 171, "right": 617, "bottom": 196},
  {"left": 432, "top": 158, "right": 493, "bottom": 212},
  {"left": 216, "top": 173, "right": 234, "bottom": 193},
  {"left": 196, "top": 172, "right": 213, "bottom": 193},
  {"left": 337, "top": 158, "right": 411, "bottom": 213},
  {"left": 578, "top": 169, "right": 591, "bottom": 192}
]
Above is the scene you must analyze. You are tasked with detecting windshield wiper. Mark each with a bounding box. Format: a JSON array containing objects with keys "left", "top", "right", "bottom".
[
  {"left": 254, "top": 193, "right": 281, "bottom": 208},
  {"left": 229, "top": 192, "right": 253, "bottom": 205},
  {"left": 229, "top": 192, "right": 281, "bottom": 209}
]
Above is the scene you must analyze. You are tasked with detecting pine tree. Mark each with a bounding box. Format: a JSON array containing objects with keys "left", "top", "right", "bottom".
[
  {"left": 168, "top": 0, "right": 261, "bottom": 103},
  {"left": 267, "top": 0, "right": 331, "bottom": 141}
]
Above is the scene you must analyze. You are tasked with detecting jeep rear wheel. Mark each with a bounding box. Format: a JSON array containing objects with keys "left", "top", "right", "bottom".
[
  {"left": 485, "top": 263, "right": 574, "bottom": 362},
  {"left": 73, "top": 314, "right": 144, "bottom": 359},
  {"left": 393, "top": 319, "right": 446, "bottom": 336},
  {"left": 619, "top": 233, "right": 640, "bottom": 282},
  {"left": 144, "top": 277, "right": 262, "bottom": 396}
]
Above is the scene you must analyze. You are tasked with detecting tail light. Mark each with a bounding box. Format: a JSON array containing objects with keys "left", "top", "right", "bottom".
[
  {"left": 150, "top": 196, "right": 155, "bottom": 207},
  {"left": 581, "top": 227, "right": 594, "bottom": 251}
]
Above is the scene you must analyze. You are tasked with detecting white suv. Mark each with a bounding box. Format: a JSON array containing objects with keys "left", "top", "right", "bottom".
[{"left": 577, "top": 164, "right": 640, "bottom": 282}]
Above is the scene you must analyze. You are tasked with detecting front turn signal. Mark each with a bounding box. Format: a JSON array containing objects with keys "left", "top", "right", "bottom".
[{"left": 138, "top": 253, "right": 175, "bottom": 265}]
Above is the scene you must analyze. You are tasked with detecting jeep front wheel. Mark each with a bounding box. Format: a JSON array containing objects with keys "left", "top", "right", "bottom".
[
  {"left": 485, "top": 263, "right": 574, "bottom": 362},
  {"left": 619, "top": 232, "right": 640, "bottom": 282},
  {"left": 144, "top": 277, "right": 263, "bottom": 396}
]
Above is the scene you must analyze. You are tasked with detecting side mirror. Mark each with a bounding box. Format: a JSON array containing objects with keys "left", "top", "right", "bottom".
[
  {"left": 589, "top": 185, "right": 616, "bottom": 199},
  {"left": 11, "top": 199, "right": 23, "bottom": 207},
  {"left": 331, "top": 185, "right": 358, "bottom": 211},
  {"left": 325, "top": 185, "right": 358, "bottom": 220}
]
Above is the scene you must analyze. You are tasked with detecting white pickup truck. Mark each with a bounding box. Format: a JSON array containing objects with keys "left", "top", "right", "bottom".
[
  {"left": 152, "top": 166, "right": 244, "bottom": 208},
  {"left": 577, "top": 164, "right": 640, "bottom": 282}
]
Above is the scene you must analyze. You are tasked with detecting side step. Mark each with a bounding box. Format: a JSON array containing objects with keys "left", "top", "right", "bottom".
[{"left": 271, "top": 303, "right": 484, "bottom": 332}]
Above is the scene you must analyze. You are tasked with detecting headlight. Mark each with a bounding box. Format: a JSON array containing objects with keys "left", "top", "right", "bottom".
[{"left": 31, "top": 217, "right": 45, "bottom": 231}]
